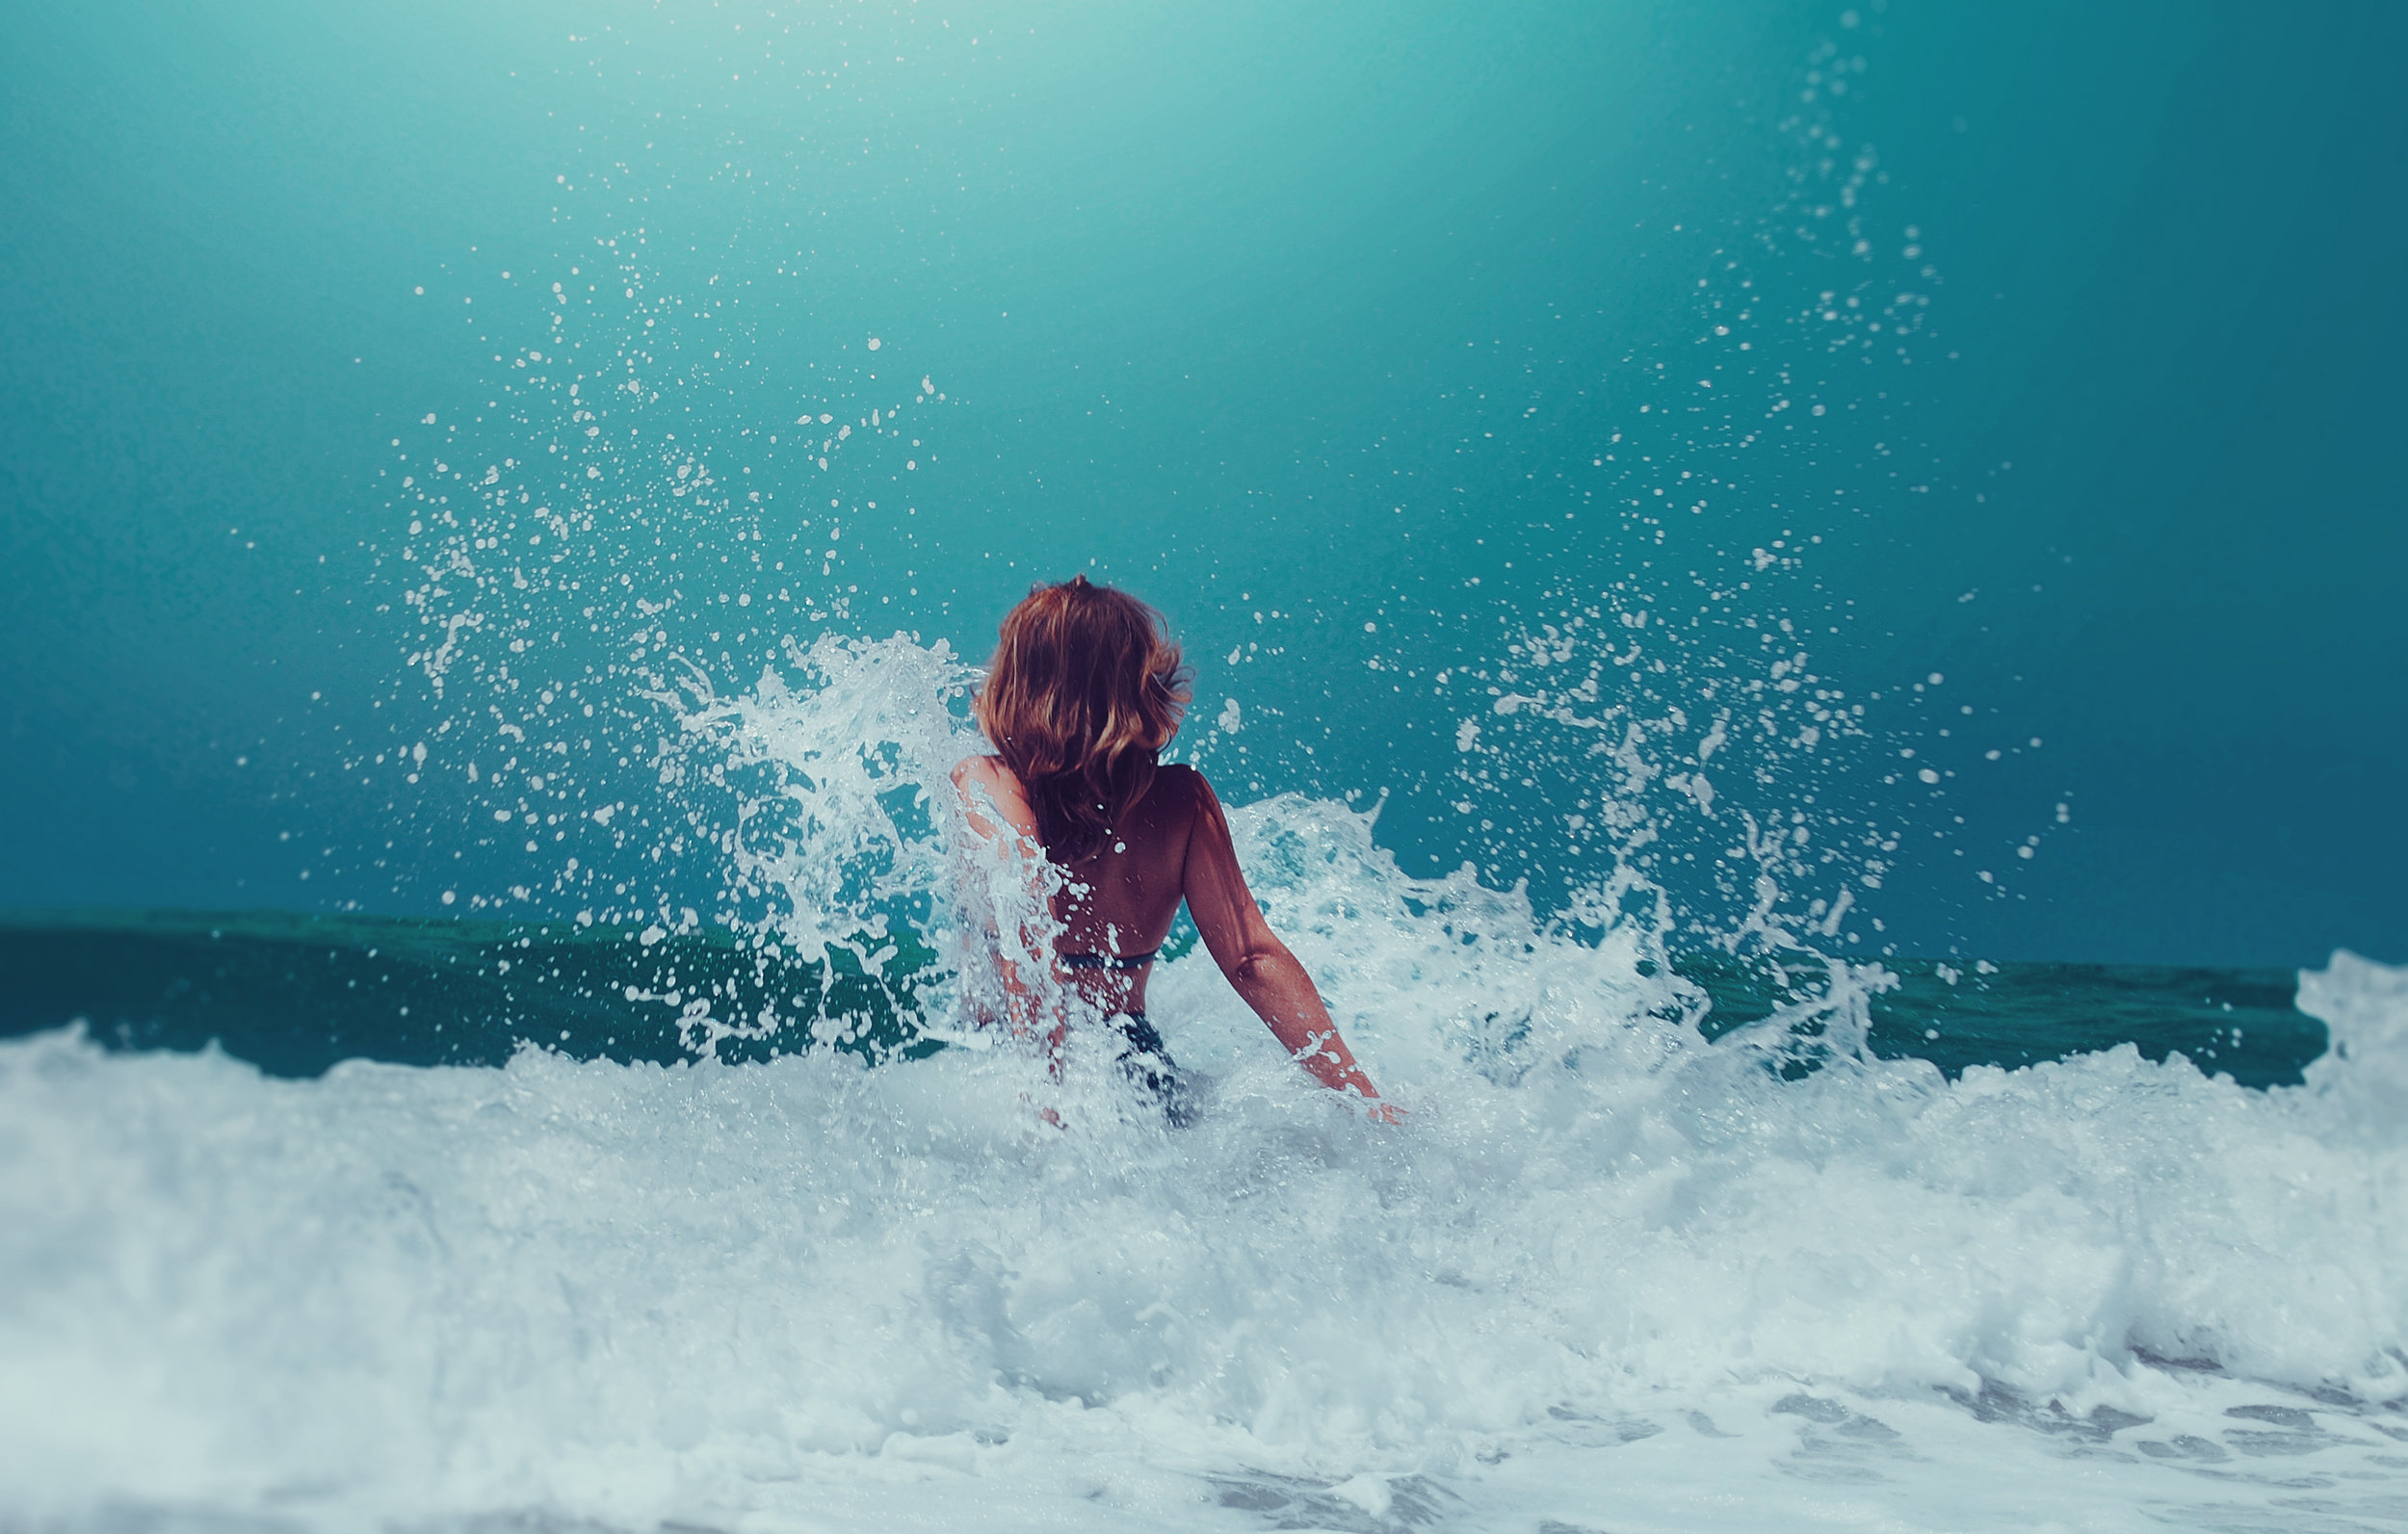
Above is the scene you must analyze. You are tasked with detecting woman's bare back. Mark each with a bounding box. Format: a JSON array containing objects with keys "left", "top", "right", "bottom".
[
  {"left": 951, "top": 755, "right": 1196, "bottom": 1017},
  {"left": 952, "top": 755, "right": 1395, "bottom": 1115}
]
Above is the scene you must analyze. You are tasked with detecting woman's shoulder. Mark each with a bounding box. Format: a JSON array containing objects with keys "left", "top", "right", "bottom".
[
  {"left": 952, "top": 754, "right": 1038, "bottom": 832},
  {"left": 952, "top": 752, "right": 1011, "bottom": 791},
  {"left": 1153, "top": 761, "right": 1209, "bottom": 797},
  {"left": 955, "top": 753, "right": 1034, "bottom": 799},
  {"left": 1150, "top": 762, "right": 1224, "bottom": 821}
]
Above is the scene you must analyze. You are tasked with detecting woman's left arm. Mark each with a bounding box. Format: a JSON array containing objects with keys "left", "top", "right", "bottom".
[{"left": 1179, "top": 770, "right": 1400, "bottom": 1120}]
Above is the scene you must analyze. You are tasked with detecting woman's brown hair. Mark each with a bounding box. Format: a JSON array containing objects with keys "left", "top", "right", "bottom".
[{"left": 974, "top": 576, "right": 1192, "bottom": 862}]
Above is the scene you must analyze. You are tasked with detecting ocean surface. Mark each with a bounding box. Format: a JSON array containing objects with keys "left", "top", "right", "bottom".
[
  {"left": 5, "top": 2, "right": 2405, "bottom": 1530},
  {"left": 7, "top": 873, "right": 2407, "bottom": 1533},
  {"left": 5, "top": 660, "right": 2404, "bottom": 1531}
]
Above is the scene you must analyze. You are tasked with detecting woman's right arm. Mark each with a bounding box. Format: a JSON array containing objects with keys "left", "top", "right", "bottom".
[
  {"left": 1179, "top": 771, "right": 1397, "bottom": 1117},
  {"left": 951, "top": 757, "right": 1060, "bottom": 1047}
]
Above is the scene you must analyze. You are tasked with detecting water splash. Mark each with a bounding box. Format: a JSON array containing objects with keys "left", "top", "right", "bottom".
[{"left": 5, "top": 921, "right": 2401, "bottom": 1531}]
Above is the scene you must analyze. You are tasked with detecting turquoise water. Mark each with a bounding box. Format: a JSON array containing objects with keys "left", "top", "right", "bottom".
[
  {"left": 4, "top": 3, "right": 2407, "bottom": 1530},
  {"left": 5, "top": 0, "right": 2402, "bottom": 960},
  {"left": 0, "top": 906, "right": 2320, "bottom": 1089}
]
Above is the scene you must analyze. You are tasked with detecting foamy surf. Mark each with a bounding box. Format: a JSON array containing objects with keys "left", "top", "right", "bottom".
[{"left": 3, "top": 789, "right": 2402, "bottom": 1532}]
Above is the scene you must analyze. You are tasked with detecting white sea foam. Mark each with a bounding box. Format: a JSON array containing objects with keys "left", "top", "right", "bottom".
[{"left": 5, "top": 641, "right": 2405, "bottom": 1533}]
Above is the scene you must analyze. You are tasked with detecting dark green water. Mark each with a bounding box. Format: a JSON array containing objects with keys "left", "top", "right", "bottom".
[
  {"left": 0, "top": 907, "right": 934, "bottom": 1077},
  {"left": 1, "top": 908, "right": 2321, "bottom": 1088}
]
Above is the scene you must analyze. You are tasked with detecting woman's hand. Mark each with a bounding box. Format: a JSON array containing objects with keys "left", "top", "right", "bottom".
[{"left": 1326, "top": 1060, "right": 1403, "bottom": 1124}]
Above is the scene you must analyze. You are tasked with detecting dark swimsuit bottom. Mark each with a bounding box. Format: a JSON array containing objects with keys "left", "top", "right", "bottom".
[
  {"left": 1058, "top": 948, "right": 1190, "bottom": 1124},
  {"left": 1057, "top": 948, "right": 1161, "bottom": 973}
]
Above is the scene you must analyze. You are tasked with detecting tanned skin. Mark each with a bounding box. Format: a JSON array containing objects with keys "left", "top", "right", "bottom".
[{"left": 953, "top": 756, "right": 1399, "bottom": 1120}]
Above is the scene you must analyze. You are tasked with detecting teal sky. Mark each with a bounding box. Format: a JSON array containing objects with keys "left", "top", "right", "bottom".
[{"left": 3, "top": 0, "right": 2401, "bottom": 964}]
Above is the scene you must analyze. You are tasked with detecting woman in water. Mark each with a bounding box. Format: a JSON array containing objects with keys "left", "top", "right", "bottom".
[{"left": 952, "top": 576, "right": 1399, "bottom": 1122}]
